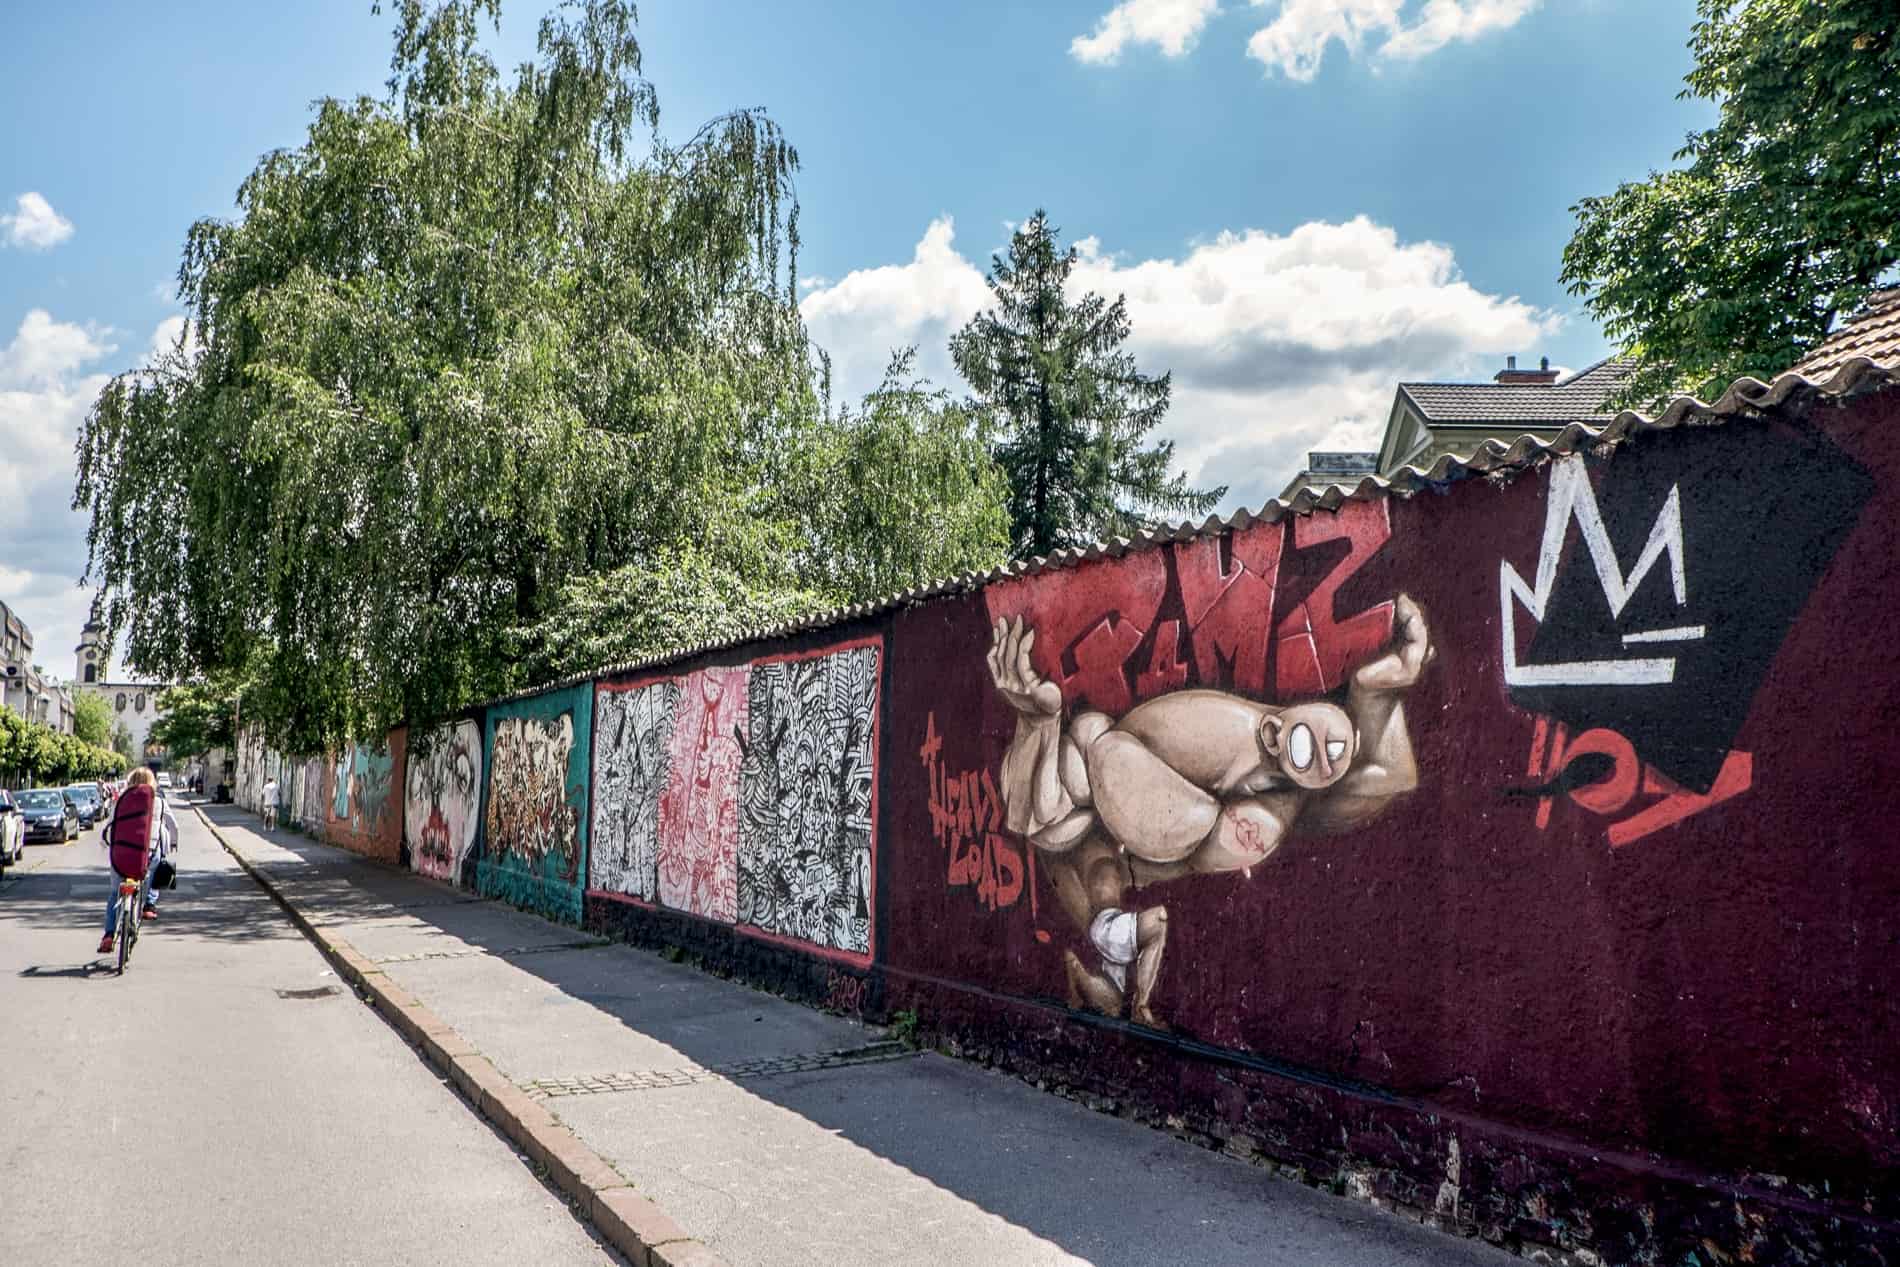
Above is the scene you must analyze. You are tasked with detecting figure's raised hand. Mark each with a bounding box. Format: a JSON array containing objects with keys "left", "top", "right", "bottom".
[
  {"left": 987, "top": 616, "right": 1063, "bottom": 718},
  {"left": 1353, "top": 594, "right": 1434, "bottom": 692}
]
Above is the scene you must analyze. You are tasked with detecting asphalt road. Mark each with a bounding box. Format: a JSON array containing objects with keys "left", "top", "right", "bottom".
[{"left": 0, "top": 801, "right": 621, "bottom": 1267}]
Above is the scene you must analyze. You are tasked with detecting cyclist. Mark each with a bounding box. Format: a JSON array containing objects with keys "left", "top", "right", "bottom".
[{"left": 98, "top": 768, "right": 176, "bottom": 955}]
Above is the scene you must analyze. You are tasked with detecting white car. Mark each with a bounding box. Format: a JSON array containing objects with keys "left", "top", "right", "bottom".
[{"left": 0, "top": 790, "right": 24, "bottom": 868}]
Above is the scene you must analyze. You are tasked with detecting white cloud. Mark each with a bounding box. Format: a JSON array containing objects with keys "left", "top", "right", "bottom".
[
  {"left": 0, "top": 309, "right": 148, "bottom": 681},
  {"left": 799, "top": 215, "right": 991, "bottom": 403},
  {"left": 1247, "top": 0, "right": 1539, "bottom": 80},
  {"left": 801, "top": 215, "right": 1556, "bottom": 516},
  {"left": 1072, "top": 0, "right": 1222, "bottom": 64},
  {"left": 1, "top": 192, "right": 75, "bottom": 251}
]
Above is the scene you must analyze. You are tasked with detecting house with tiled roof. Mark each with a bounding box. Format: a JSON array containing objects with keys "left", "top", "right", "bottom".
[
  {"left": 1279, "top": 354, "right": 1634, "bottom": 501},
  {"left": 1790, "top": 287, "right": 1900, "bottom": 381}
]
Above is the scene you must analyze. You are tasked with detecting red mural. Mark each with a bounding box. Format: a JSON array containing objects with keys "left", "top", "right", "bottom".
[
  {"left": 976, "top": 501, "right": 1421, "bottom": 1028},
  {"left": 656, "top": 665, "right": 747, "bottom": 923},
  {"left": 870, "top": 387, "right": 1900, "bottom": 1260}
]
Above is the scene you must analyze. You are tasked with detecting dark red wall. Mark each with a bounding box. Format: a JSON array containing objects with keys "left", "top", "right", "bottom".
[{"left": 876, "top": 393, "right": 1900, "bottom": 1256}]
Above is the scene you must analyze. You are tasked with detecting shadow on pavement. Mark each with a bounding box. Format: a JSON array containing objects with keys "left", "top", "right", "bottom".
[
  {"left": 195, "top": 805, "right": 1508, "bottom": 1267},
  {"left": 0, "top": 835, "right": 305, "bottom": 949},
  {"left": 17, "top": 961, "right": 117, "bottom": 980}
]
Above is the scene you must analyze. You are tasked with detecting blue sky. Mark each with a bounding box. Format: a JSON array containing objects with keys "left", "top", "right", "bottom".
[{"left": 1, "top": 0, "right": 1707, "bottom": 678}]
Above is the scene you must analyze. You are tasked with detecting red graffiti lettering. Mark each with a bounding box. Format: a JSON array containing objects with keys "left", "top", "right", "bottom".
[
  {"left": 983, "top": 502, "right": 1394, "bottom": 712},
  {"left": 1277, "top": 499, "right": 1395, "bottom": 696},
  {"left": 1137, "top": 619, "right": 1189, "bottom": 697},
  {"left": 922, "top": 712, "right": 1031, "bottom": 913},
  {"left": 983, "top": 552, "right": 1167, "bottom": 715},
  {"left": 1546, "top": 727, "right": 1642, "bottom": 816},
  {"left": 1523, "top": 721, "right": 1754, "bottom": 847},
  {"left": 1176, "top": 528, "right": 1280, "bottom": 696},
  {"left": 1607, "top": 751, "right": 1754, "bottom": 848},
  {"left": 824, "top": 968, "right": 867, "bottom": 1016}
]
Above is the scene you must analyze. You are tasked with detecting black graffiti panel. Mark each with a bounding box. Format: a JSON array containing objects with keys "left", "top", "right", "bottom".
[
  {"left": 1505, "top": 423, "right": 1871, "bottom": 793},
  {"left": 736, "top": 645, "right": 880, "bottom": 954}
]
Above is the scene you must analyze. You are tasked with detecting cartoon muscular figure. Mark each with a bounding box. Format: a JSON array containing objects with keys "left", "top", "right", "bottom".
[{"left": 988, "top": 595, "right": 1434, "bottom": 1028}]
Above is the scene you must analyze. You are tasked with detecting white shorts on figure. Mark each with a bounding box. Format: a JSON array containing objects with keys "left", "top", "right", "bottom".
[{"left": 1088, "top": 907, "right": 1137, "bottom": 991}]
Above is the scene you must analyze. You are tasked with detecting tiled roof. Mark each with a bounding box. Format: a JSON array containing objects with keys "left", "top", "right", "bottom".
[
  {"left": 1396, "top": 357, "right": 1634, "bottom": 426},
  {"left": 477, "top": 349, "right": 1899, "bottom": 711},
  {"left": 1793, "top": 289, "right": 1900, "bottom": 382}
]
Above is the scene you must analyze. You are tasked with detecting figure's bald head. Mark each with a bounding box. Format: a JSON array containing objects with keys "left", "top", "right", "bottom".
[{"left": 1260, "top": 701, "right": 1357, "bottom": 789}]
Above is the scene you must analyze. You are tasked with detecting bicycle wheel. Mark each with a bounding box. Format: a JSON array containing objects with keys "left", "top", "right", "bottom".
[{"left": 117, "top": 892, "right": 135, "bottom": 974}]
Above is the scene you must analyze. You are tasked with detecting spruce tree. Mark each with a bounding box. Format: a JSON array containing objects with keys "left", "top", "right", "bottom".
[{"left": 951, "top": 210, "right": 1223, "bottom": 560}]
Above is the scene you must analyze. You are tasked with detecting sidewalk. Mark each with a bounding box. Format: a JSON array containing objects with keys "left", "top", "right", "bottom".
[{"left": 200, "top": 805, "right": 1515, "bottom": 1267}]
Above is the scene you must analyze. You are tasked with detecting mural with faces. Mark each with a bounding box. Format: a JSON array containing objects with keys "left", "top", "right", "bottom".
[
  {"left": 480, "top": 684, "right": 593, "bottom": 922},
  {"left": 981, "top": 501, "right": 1433, "bottom": 1029},
  {"left": 590, "top": 639, "right": 883, "bottom": 960},
  {"left": 405, "top": 720, "right": 482, "bottom": 883}
]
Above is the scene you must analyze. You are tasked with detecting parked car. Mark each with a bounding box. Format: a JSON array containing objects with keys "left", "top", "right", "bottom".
[
  {"left": 17, "top": 789, "right": 79, "bottom": 844},
  {"left": 0, "top": 790, "right": 23, "bottom": 867},
  {"left": 64, "top": 783, "right": 105, "bottom": 829}
]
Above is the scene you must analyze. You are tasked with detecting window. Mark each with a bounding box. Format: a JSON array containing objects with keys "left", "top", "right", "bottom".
[
  {"left": 116, "top": 692, "right": 127, "bottom": 712},
  {"left": 83, "top": 664, "right": 96, "bottom": 682}
]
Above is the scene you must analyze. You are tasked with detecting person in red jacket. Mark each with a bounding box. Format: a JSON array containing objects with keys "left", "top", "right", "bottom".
[{"left": 98, "top": 768, "right": 176, "bottom": 955}]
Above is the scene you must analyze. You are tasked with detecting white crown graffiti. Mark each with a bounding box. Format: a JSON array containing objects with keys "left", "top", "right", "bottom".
[{"left": 1500, "top": 454, "right": 1704, "bottom": 688}]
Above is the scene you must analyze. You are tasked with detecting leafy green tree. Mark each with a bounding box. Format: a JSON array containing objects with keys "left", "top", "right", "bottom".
[
  {"left": 78, "top": 0, "right": 1009, "bottom": 752},
  {"left": 789, "top": 349, "right": 1009, "bottom": 601},
  {"left": 110, "top": 722, "right": 137, "bottom": 768},
  {"left": 148, "top": 678, "right": 241, "bottom": 760},
  {"left": 510, "top": 352, "right": 1011, "bottom": 681},
  {"left": 0, "top": 705, "right": 124, "bottom": 784},
  {"left": 510, "top": 542, "right": 827, "bottom": 683},
  {"left": 72, "top": 690, "right": 113, "bottom": 748},
  {"left": 1561, "top": 0, "right": 1900, "bottom": 404},
  {"left": 950, "top": 210, "right": 1223, "bottom": 560},
  {"left": 78, "top": 0, "right": 816, "bottom": 752}
]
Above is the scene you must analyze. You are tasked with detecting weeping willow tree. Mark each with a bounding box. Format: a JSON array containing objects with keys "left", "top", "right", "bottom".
[{"left": 78, "top": 0, "right": 1005, "bottom": 752}]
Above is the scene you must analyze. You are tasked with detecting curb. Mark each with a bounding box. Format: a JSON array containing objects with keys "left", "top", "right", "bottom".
[{"left": 197, "top": 806, "right": 725, "bottom": 1267}]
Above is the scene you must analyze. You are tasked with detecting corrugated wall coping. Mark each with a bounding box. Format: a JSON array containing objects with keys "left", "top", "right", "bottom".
[{"left": 472, "top": 354, "right": 1898, "bottom": 711}]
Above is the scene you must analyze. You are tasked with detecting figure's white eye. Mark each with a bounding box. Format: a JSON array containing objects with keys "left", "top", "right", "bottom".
[
  {"left": 1287, "top": 723, "right": 1314, "bottom": 770},
  {"left": 1325, "top": 739, "right": 1347, "bottom": 762}
]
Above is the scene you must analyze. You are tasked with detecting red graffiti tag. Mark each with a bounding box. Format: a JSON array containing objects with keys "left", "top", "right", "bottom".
[
  {"left": 922, "top": 712, "right": 1030, "bottom": 913},
  {"left": 824, "top": 968, "right": 868, "bottom": 1017},
  {"left": 1524, "top": 718, "right": 1754, "bottom": 847}
]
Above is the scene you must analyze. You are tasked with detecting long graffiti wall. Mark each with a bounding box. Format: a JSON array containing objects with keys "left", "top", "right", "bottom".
[
  {"left": 221, "top": 378, "right": 1899, "bottom": 1263},
  {"left": 589, "top": 638, "right": 882, "bottom": 962},
  {"left": 480, "top": 685, "right": 592, "bottom": 922},
  {"left": 404, "top": 719, "right": 483, "bottom": 884}
]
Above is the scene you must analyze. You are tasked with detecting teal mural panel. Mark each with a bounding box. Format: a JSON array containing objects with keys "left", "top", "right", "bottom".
[{"left": 477, "top": 684, "right": 593, "bottom": 923}]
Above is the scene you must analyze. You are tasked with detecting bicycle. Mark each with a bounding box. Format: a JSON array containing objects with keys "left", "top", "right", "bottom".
[{"left": 115, "top": 874, "right": 143, "bottom": 974}]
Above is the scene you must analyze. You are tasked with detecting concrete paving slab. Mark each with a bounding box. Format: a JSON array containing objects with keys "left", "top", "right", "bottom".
[
  {"left": 381, "top": 950, "right": 717, "bottom": 1082},
  {"left": 555, "top": 1074, "right": 1084, "bottom": 1267}
]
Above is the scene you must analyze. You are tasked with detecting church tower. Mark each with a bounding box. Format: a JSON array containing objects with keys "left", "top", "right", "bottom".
[{"left": 76, "top": 619, "right": 105, "bottom": 684}]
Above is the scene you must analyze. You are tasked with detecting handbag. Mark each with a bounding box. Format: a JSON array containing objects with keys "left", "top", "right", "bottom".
[{"left": 151, "top": 858, "right": 177, "bottom": 890}]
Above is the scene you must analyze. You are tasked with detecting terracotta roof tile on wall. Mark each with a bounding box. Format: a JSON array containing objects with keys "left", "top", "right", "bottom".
[
  {"left": 1397, "top": 357, "right": 1634, "bottom": 425},
  {"left": 1793, "top": 289, "right": 1900, "bottom": 382}
]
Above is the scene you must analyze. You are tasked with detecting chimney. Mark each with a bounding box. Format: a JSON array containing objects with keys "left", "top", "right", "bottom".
[{"left": 1496, "top": 354, "right": 1560, "bottom": 386}]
